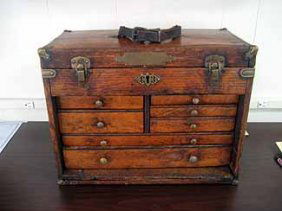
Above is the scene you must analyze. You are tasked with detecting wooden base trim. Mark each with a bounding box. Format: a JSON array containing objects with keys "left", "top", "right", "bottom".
[{"left": 58, "top": 167, "right": 234, "bottom": 185}]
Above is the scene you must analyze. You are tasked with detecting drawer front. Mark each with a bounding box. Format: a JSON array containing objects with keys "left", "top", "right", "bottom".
[
  {"left": 63, "top": 134, "right": 233, "bottom": 147},
  {"left": 58, "top": 112, "right": 143, "bottom": 134},
  {"left": 151, "top": 117, "right": 235, "bottom": 133},
  {"left": 50, "top": 68, "right": 248, "bottom": 96},
  {"left": 63, "top": 147, "right": 231, "bottom": 169},
  {"left": 58, "top": 96, "right": 143, "bottom": 110},
  {"left": 151, "top": 95, "right": 239, "bottom": 106},
  {"left": 151, "top": 105, "right": 237, "bottom": 118}
]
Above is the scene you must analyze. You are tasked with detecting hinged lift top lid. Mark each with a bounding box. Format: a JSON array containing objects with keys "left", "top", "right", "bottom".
[{"left": 38, "top": 29, "right": 257, "bottom": 69}]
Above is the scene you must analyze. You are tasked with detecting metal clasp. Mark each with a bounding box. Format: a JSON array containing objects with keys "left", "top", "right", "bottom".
[
  {"left": 71, "top": 56, "right": 91, "bottom": 83},
  {"left": 205, "top": 55, "right": 225, "bottom": 83}
]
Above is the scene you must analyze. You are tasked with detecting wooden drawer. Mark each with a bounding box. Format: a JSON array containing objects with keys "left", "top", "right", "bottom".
[
  {"left": 63, "top": 134, "right": 233, "bottom": 147},
  {"left": 50, "top": 68, "right": 248, "bottom": 96},
  {"left": 63, "top": 147, "right": 231, "bottom": 169},
  {"left": 57, "top": 96, "right": 143, "bottom": 110},
  {"left": 151, "top": 95, "right": 239, "bottom": 106},
  {"left": 151, "top": 105, "right": 237, "bottom": 118},
  {"left": 151, "top": 117, "right": 235, "bottom": 133},
  {"left": 58, "top": 112, "right": 143, "bottom": 134}
]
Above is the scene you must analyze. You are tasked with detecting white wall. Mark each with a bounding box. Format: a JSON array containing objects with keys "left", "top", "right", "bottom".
[{"left": 0, "top": 0, "right": 282, "bottom": 121}]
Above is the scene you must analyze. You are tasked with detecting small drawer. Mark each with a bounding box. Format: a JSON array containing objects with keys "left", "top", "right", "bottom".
[
  {"left": 151, "top": 105, "right": 237, "bottom": 118},
  {"left": 57, "top": 96, "right": 143, "bottom": 110},
  {"left": 150, "top": 117, "right": 235, "bottom": 133},
  {"left": 58, "top": 111, "right": 143, "bottom": 134},
  {"left": 62, "top": 134, "right": 233, "bottom": 147},
  {"left": 63, "top": 147, "right": 231, "bottom": 169},
  {"left": 151, "top": 95, "right": 239, "bottom": 106}
]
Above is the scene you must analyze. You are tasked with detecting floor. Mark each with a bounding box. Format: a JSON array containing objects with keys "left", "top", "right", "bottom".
[
  {"left": 0, "top": 121, "right": 22, "bottom": 153},
  {"left": 0, "top": 122, "right": 281, "bottom": 211}
]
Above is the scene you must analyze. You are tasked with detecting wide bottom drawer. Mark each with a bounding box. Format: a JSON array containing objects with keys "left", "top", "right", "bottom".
[{"left": 63, "top": 147, "right": 231, "bottom": 169}]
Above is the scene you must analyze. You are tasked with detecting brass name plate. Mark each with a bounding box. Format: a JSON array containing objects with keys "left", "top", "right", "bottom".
[{"left": 116, "top": 52, "right": 175, "bottom": 66}]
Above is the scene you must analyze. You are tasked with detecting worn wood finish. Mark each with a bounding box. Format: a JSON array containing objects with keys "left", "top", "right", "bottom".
[
  {"left": 39, "top": 28, "right": 257, "bottom": 185},
  {"left": 40, "top": 29, "right": 250, "bottom": 69},
  {"left": 42, "top": 80, "right": 64, "bottom": 178},
  {"left": 63, "top": 133, "right": 233, "bottom": 147},
  {"left": 63, "top": 147, "right": 231, "bottom": 169},
  {"left": 61, "top": 167, "right": 233, "bottom": 184},
  {"left": 230, "top": 79, "right": 254, "bottom": 176},
  {"left": 58, "top": 112, "right": 143, "bottom": 134},
  {"left": 57, "top": 96, "right": 143, "bottom": 110},
  {"left": 151, "top": 117, "right": 235, "bottom": 133},
  {"left": 151, "top": 105, "right": 237, "bottom": 117},
  {"left": 50, "top": 68, "right": 248, "bottom": 96},
  {"left": 152, "top": 94, "right": 239, "bottom": 105}
]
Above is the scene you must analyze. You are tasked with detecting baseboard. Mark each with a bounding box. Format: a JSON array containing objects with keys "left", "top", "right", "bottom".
[{"left": 0, "top": 98, "right": 282, "bottom": 122}]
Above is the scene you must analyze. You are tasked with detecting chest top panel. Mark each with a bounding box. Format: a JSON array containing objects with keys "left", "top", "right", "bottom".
[{"left": 39, "top": 29, "right": 255, "bottom": 69}]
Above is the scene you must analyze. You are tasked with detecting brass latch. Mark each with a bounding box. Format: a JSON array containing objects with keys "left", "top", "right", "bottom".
[
  {"left": 71, "top": 56, "right": 91, "bottom": 83},
  {"left": 205, "top": 55, "right": 225, "bottom": 83},
  {"left": 42, "top": 69, "right": 56, "bottom": 79}
]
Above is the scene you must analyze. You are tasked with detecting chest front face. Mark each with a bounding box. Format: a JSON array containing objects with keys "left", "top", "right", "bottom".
[{"left": 39, "top": 29, "right": 257, "bottom": 185}]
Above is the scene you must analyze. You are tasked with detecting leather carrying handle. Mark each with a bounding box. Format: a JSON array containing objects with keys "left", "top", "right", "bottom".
[{"left": 118, "top": 25, "right": 181, "bottom": 44}]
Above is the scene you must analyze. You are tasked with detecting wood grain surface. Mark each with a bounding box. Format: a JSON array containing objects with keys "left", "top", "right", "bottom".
[
  {"left": 151, "top": 105, "right": 237, "bottom": 117},
  {"left": 151, "top": 94, "right": 239, "bottom": 105},
  {"left": 151, "top": 117, "right": 235, "bottom": 133},
  {"left": 58, "top": 112, "right": 143, "bottom": 134},
  {"left": 57, "top": 96, "right": 143, "bottom": 110},
  {"left": 62, "top": 133, "right": 233, "bottom": 147},
  {"left": 63, "top": 147, "right": 231, "bottom": 169},
  {"left": 40, "top": 29, "right": 250, "bottom": 69},
  {"left": 49, "top": 68, "right": 248, "bottom": 96}
]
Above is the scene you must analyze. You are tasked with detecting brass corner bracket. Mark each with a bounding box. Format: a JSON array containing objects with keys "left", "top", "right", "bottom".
[
  {"left": 245, "top": 45, "right": 258, "bottom": 67},
  {"left": 38, "top": 48, "right": 50, "bottom": 60},
  {"left": 205, "top": 55, "right": 225, "bottom": 83}
]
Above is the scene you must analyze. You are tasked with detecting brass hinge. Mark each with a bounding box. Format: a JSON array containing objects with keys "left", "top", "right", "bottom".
[
  {"left": 42, "top": 69, "right": 56, "bottom": 79},
  {"left": 71, "top": 56, "right": 91, "bottom": 83},
  {"left": 205, "top": 55, "right": 225, "bottom": 83},
  {"left": 240, "top": 68, "right": 255, "bottom": 78}
]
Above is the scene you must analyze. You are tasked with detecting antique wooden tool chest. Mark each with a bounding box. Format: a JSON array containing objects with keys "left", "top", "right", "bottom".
[{"left": 38, "top": 27, "right": 258, "bottom": 185}]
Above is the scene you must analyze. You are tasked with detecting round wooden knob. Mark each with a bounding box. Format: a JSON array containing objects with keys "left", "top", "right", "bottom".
[
  {"left": 190, "top": 123, "right": 197, "bottom": 129},
  {"left": 100, "top": 140, "right": 108, "bottom": 146},
  {"left": 190, "top": 109, "right": 198, "bottom": 116},
  {"left": 95, "top": 99, "right": 104, "bottom": 107},
  {"left": 96, "top": 121, "right": 105, "bottom": 128},
  {"left": 189, "top": 155, "right": 198, "bottom": 163},
  {"left": 99, "top": 157, "right": 108, "bottom": 164},
  {"left": 190, "top": 138, "right": 197, "bottom": 145},
  {"left": 192, "top": 97, "right": 200, "bottom": 104}
]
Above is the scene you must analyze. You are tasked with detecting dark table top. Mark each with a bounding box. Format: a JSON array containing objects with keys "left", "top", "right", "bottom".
[{"left": 0, "top": 122, "right": 281, "bottom": 211}]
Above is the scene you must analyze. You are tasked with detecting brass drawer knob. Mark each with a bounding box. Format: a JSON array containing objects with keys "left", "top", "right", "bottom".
[
  {"left": 95, "top": 99, "right": 104, "bottom": 107},
  {"left": 192, "top": 97, "right": 200, "bottom": 104},
  {"left": 189, "top": 155, "right": 198, "bottom": 163},
  {"left": 100, "top": 140, "right": 108, "bottom": 146},
  {"left": 190, "top": 138, "right": 197, "bottom": 144},
  {"left": 96, "top": 121, "right": 105, "bottom": 128},
  {"left": 99, "top": 157, "right": 108, "bottom": 164},
  {"left": 190, "top": 109, "right": 198, "bottom": 116},
  {"left": 190, "top": 123, "right": 197, "bottom": 129}
]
